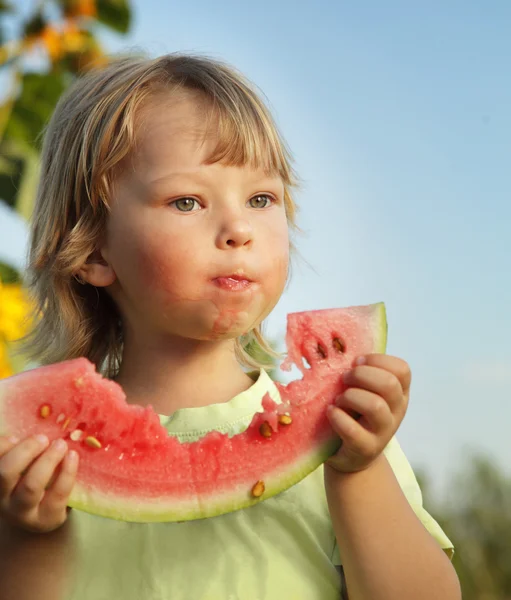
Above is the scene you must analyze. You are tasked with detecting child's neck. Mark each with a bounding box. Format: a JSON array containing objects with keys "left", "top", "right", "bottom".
[{"left": 113, "top": 334, "right": 255, "bottom": 416}]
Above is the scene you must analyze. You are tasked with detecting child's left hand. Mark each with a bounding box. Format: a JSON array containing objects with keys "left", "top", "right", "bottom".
[{"left": 326, "top": 354, "right": 410, "bottom": 474}]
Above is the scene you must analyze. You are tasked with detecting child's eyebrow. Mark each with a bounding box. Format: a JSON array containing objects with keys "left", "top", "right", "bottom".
[
  {"left": 147, "top": 171, "right": 282, "bottom": 188},
  {"left": 148, "top": 172, "right": 207, "bottom": 186}
]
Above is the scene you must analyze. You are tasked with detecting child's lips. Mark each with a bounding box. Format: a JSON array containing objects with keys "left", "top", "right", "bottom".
[{"left": 212, "top": 274, "right": 255, "bottom": 291}]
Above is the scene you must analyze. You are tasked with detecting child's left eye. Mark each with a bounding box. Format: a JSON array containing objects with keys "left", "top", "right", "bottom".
[
  {"left": 170, "top": 198, "right": 200, "bottom": 212},
  {"left": 248, "top": 194, "right": 274, "bottom": 209}
]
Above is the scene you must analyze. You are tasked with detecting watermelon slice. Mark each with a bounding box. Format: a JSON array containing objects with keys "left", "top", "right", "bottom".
[{"left": 0, "top": 303, "right": 387, "bottom": 522}]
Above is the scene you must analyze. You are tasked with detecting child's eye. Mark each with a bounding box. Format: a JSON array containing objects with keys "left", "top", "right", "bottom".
[
  {"left": 170, "top": 198, "right": 200, "bottom": 212},
  {"left": 248, "top": 194, "right": 274, "bottom": 209}
]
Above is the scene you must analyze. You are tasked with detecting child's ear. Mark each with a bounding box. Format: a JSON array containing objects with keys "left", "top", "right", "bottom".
[{"left": 76, "top": 249, "right": 116, "bottom": 287}]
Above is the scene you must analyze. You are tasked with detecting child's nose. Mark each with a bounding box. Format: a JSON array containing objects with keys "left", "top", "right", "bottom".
[{"left": 215, "top": 218, "right": 253, "bottom": 249}]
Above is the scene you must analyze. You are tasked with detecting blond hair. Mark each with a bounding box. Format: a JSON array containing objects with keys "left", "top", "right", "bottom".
[{"left": 23, "top": 53, "right": 300, "bottom": 377}]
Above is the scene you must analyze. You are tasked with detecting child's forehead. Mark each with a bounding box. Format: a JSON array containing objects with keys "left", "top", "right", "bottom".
[
  {"left": 118, "top": 137, "right": 281, "bottom": 191},
  {"left": 136, "top": 89, "right": 212, "bottom": 134},
  {"left": 122, "top": 90, "right": 281, "bottom": 182},
  {"left": 128, "top": 120, "right": 217, "bottom": 180},
  {"left": 131, "top": 92, "right": 216, "bottom": 155}
]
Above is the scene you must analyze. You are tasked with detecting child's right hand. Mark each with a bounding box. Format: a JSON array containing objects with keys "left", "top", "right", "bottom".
[{"left": 0, "top": 434, "right": 79, "bottom": 533}]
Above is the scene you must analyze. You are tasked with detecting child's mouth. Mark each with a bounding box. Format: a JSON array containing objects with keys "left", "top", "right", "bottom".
[{"left": 212, "top": 275, "right": 254, "bottom": 292}]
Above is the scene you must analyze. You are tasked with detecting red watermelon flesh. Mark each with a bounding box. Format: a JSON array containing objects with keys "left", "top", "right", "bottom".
[{"left": 0, "top": 303, "right": 387, "bottom": 522}]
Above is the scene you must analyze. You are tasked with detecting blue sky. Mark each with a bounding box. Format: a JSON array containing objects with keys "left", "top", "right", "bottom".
[{"left": 2, "top": 0, "right": 510, "bottom": 496}]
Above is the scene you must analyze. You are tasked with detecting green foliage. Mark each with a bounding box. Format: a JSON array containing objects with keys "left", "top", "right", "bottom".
[
  {"left": 3, "top": 70, "right": 67, "bottom": 147},
  {"left": 23, "top": 11, "right": 46, "bottom": 38},
  {"left": 447, "top": 455, "right": 511, "bottom": 599},
  {"left": 418, "top": 454, "right": 511, "bottom": 600},
  {"left": 0, "top": 143, "right": 23, "bottom": 209},
  {"left": 0, "top": 140, "right": 42, "bottom": 219},
  {"left": 97, "top": 0, "right": 131, "bottom": 34},
  {"left": 0, "top": 1, "right": 14, "bottom": 12},
  {"left": 0, "top": 0, "right": 13, "bottom": 46},
  {"left": 0, "top": 70, "right": 66, "bottom": 215},
  {"left": 0, "top": 262, "right": 20, "bottom": 284},
  {"left": 0, "top": 0, "right": 133, "bottom": 243}
]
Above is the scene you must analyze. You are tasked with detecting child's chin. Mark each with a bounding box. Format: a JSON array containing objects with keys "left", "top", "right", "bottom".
[
  {"left": 200, "top": 328, "right": 246, "bottom": 342},
  {"left": 202, "top": 309, "right": 257, "bottom": 340}
]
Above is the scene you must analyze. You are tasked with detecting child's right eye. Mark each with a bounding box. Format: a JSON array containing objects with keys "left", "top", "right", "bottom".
[{"left": 170, "top": 198, "right": 200, "bottom": 212}]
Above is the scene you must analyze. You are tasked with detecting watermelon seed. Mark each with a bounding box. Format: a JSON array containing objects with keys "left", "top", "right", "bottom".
[
  {"left": 85, "top": 436, "right": 102, "bottom": 449},
  {"left": 40, "top": 405, "right": 51, "bottom": 419},
  {"left": 251, "top": 480, "right": 265, "bottom": 498},
  {"left": 259, "top": 421, "right": 272, "bottom": 438},
  {"left": 56, "top": 413, "right": 65, "bottom": 424},
  {"left": 73, "top": 377, "right": 84, "bottom": 389},
  {"left": 317, "top": 343, "right": 327, "bottom": 359},
  {"left": 332, "top": 337, "right": 346, "bottom": 353},
  {"left": 278, "top": 414, "right": 292, "bottom": 426},
  {"left": 62, "top": 417, "right": 71, "bottom": 430},
  {"left": 70, "top": 429, "right": 84, "bottom": 442}
]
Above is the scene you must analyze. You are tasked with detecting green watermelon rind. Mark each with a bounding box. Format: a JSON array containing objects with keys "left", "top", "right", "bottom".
[
  {"left": 373, "top": 302, "right": 388, "bottom": 354},
  {"left": 67, "top": 437, "right": 341, "bottom": 522}
]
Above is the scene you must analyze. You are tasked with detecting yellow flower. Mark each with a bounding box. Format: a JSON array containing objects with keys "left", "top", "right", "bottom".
[
  {"left": 64, "top": 0, "right": 98, "bottom": 19},
  {"left": 0, "top": 281, "right": 32, "bottom": 341},
  {"left": 0, "top": 279, "right": 33, "bottom": 378},
  {"left": 0, "top": 341, "right": 12, "bottom": 379}
]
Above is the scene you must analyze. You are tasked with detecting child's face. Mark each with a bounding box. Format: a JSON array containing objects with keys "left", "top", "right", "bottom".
[{"left": 101, "top": 92, "right": 289, "bottom": 343}]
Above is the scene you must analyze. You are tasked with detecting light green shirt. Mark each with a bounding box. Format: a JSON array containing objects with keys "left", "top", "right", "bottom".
[{"left": 61, "top": 370, "right": 453, "bottom": 600}]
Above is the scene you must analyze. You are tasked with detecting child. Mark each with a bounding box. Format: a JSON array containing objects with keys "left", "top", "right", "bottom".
[{"left": 0, "top": 54, "right": 460, "bottom": 600}]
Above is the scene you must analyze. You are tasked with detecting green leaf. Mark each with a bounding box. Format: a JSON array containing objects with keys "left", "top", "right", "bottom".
[
  {"left": 0, "top": 139, "right": 39, "bottom": 219},
  {"left": 0, "top": 143, "right": 24, "bottom": 209},
  {"left": 0, "top": 261, "right": 20, "bottom": 283},
  {"left": 23, "top": 12, "right": 46, "bottom": 38},
  {"left": 96, "top": 0, "right": 131, "bottom": 34},
  {"left": 0, "top": 1, "right": 14, "bottom": 12},
  {"left": 1, "top": 69, "right": 64, "bottom": 217},
  {"left": 4, "top": 70, "right": 67, "bottom": 147},
  {"left": 14, "top": 146, "right": 40, "bottom": 220}
]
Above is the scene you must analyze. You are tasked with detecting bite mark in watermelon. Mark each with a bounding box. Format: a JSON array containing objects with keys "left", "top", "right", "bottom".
[{"left": 0, "top": 303, "right": 387, "bottom": 522}]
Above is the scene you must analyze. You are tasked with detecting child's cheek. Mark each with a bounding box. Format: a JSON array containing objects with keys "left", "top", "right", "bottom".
[
  {"left": 135, "top": 237, "right": 203, "bottom": 301},
  {"left": 265, "top": 240, "right": 290, "bottom": 294},
  {"left": 127, "top": 222, "right": 290, "bottom": 339}
]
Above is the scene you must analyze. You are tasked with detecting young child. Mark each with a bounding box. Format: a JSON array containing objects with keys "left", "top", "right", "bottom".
[{"left": 0, "top": 54, "right": 460, "bottom": 600}]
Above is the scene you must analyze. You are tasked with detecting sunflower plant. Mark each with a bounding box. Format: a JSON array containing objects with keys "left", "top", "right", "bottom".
[
  {"left": 0, "top": 0, "right": 132, "bottom": 376},
  {"left": 0, "top": 275, "right": 34, "bottom": 378}
]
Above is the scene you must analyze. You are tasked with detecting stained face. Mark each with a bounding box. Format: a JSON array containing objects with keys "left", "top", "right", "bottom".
[{"left": 101, "top": 93, "right": 290, "bottom": 343}]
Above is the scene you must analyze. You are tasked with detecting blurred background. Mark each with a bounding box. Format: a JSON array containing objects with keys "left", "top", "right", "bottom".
[{"left": 0, "top": 1, "right": 509, "bottom": 597}]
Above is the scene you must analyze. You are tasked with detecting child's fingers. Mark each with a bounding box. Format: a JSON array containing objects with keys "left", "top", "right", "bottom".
[
  {"left": 357, "top": 354, "right": 412, "bottom": 395},
  {"left": 343, "top": 365, "right": 404, "bottom": 413},
  {"left": 0, "top": 435, "right": 20, "bottom": 457},
  {"left": 326, "top": 405, "right": 379, "bottom": 473},
  {"left": 327, "top": 405, "right": 378, "bottom": 458},
  {"left": 9, "top": 439, "right": 68, "bottom": 512},
  {"left": 0, "top": 434, "right": 50, "bottom": 498},
  {"left": 337, "top": 388, "right": 392, "bottom": 433},
  {"left": 40, "top": 450, "right": 79, "bottom": 516}
]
